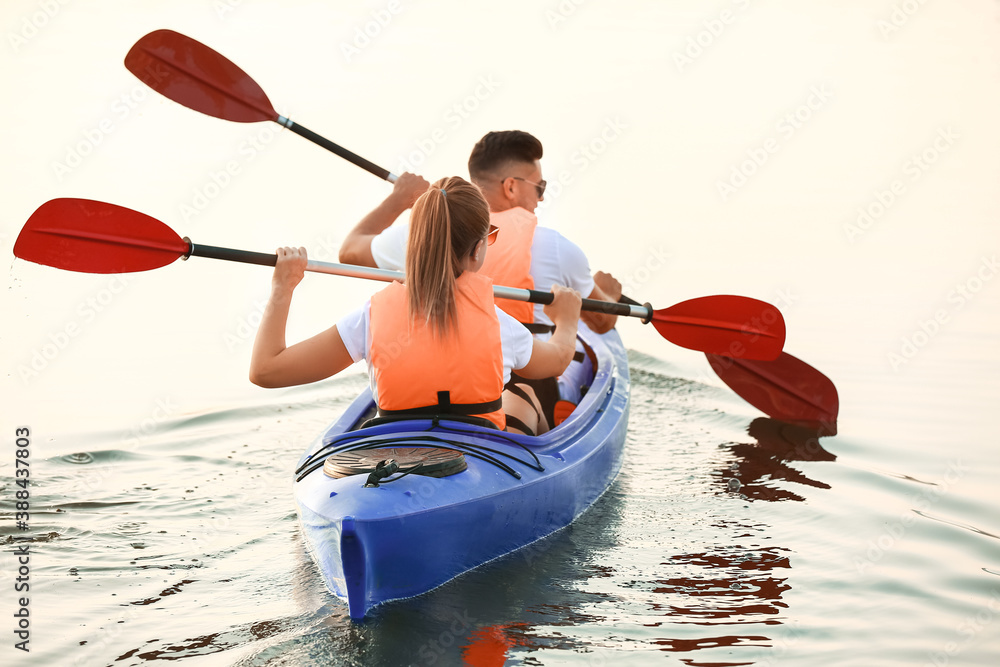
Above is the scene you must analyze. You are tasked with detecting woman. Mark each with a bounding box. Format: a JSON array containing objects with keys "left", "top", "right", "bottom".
[{"left": 249, "top": 176, "right": 581, "bottom": 436}]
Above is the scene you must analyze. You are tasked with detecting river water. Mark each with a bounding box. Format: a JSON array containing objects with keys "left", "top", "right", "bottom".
[{"left": 2, "top": 1, "right": 998, "bottom": 665}]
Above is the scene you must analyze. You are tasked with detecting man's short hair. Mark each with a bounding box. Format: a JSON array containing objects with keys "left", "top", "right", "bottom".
[{"left": 468, "top": 131, "right": 543, "bottom": 184}]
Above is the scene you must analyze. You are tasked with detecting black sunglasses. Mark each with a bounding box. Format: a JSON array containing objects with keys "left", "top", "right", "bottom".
[{"left": 507, "top": 176, "right": 546, "bottom": 198}]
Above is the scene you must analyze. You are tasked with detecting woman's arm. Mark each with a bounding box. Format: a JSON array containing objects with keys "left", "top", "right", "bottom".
[
  {"left": 249, "top": 247, "right": 356, "bottom": 388},
  {"left": 515, "top": 285, "right": 582, "bottom": 380}
]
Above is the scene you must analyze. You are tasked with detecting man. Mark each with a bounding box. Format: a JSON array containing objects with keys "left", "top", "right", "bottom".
[
  {"left": 341, "top": 131, "right": 621, "bottom": 325},
  {"left": 339, "top": 130, "right": 622, "bottom": 414},
  {"left": 463, "top": 130, "right": 621, "bottom": 334}
]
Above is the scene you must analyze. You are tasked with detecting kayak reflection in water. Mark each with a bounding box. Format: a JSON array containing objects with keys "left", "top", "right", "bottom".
[{"left": 249, "top": 176, "right": 582, "bottom": 436}]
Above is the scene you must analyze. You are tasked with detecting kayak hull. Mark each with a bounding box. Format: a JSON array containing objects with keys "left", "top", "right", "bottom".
[{"left": 293, "top": 327, "right": 630, "bottom": 620}]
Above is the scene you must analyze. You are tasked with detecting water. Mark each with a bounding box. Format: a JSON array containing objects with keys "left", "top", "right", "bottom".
[
  {"left": 2, "top": 0, "right": 999, "bottom": 665},
  {"left": 6, "top": 355, "right": 996, "bottom": 666}
]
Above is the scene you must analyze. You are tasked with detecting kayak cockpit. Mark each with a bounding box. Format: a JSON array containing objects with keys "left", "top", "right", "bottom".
[{"left": 294, "top": 324, "right": 619, "bottom": 476}]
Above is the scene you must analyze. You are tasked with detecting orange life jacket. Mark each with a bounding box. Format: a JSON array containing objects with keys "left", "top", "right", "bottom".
[
  {"left": 480, "top": 207, "right": 537, "bottom": 324},
  {"left": 368, "top": 272, "right": 506, "bottom": 429}
]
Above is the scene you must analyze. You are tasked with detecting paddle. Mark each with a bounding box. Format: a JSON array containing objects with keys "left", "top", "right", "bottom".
[
  {"left": 705, "top": 352, "right": 839, "bottom": 433},
  {"left": 14, "top": 198, "right": 785, "bottom": 360},
  {"left": 121, "top": 30, "right": 789, "bottom": 358},
  {"left": 616, "top": 293, "right": 784, "bottom": 361},
  {"left": 620, "top": 284, "right": 836, "bottom": 429},
  {"left": 124, "top": 29, "right": 397, "bottom": 183}
]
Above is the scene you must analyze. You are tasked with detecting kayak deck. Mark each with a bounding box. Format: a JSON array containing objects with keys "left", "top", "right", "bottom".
[{"left": 293, "top": 327, "right": 630, "bottom": 619}]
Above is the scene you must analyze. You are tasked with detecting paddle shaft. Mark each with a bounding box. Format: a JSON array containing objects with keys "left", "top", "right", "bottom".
[
  {"left": 276, "top": 116, "right": 397, "bottom": 183},
  {"left": 187, "top": 242, "right": 650, "bottom": 318}
]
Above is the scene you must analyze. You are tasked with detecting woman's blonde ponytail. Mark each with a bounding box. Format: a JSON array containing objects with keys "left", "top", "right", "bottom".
[{"left": 406, "top": 176, "right": 491, "bottom": 334}]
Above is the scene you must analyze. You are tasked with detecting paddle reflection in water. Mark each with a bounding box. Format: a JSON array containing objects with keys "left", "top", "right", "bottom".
[
  {"left": 624, "top": 417, "right": 838, "bottom": 658},
  {"left": 579, "top": 362, "right": 835, "bottom": 663},
  {"left": 719, "top": 418, "right": 838, "bottom": 503},
  {"left": 635, "top": 419, "right": 835, "bottom": 651}
]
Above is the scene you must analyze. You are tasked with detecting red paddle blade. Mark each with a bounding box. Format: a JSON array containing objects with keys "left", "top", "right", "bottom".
[
  {"left": 13, "top": 199, "right": 189, "bottom": 274},
  {"left": 652, "top": 295, "right": 785, "bottom": 361},
  {"left": 707, "top": 352, "right": 839, "bottom": 431},
  {"left": 125, "top": 29, "right": 277, "bottom": 123}
]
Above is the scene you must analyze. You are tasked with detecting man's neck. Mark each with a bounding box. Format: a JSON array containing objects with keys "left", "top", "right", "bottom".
[{"left": 479, "top": 188, "right": 512, "bottom": 213}]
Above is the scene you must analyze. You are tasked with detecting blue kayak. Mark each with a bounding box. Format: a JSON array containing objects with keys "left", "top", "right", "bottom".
[{"left": 293, "top": 326, "right": 630, "bottom": 620}]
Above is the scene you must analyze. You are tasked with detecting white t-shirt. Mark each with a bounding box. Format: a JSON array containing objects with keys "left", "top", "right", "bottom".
[
  {"left": 370, "top": 218, "right": 596, "bottom": 326},
  {"left": 336, "top": 299, "right": 534, "bottom": 397}
]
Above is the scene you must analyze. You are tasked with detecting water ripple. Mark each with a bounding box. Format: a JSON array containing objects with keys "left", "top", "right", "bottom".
[{"left": 913, "top": 510, "right": 1000, "bottom": 540}]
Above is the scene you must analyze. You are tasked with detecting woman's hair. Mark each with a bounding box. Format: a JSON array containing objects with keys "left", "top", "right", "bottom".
[{"left": 406, "top": 176, "right": 491, "bottom": 334}]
